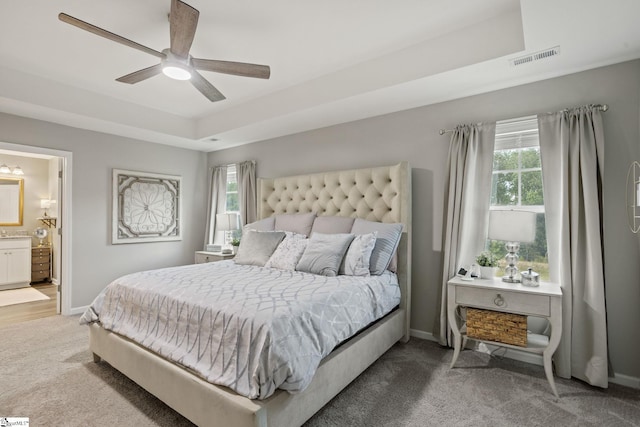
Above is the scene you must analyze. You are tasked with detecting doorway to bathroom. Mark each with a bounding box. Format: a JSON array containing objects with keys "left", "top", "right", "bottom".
[{"left": 0, "top": 142, "right": 72, "bottom": 326}]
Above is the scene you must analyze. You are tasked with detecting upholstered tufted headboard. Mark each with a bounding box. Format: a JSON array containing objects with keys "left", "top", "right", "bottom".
[{"left": 257, "top": 162, "right": 412, "bottom": 340}]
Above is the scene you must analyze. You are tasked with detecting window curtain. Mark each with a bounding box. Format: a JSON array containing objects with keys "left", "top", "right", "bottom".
[
  {"left": 437, "top": 123, "right": 496, "bottom": 346},
  {"left": 236, "top": 160, "right": 257, "bottom": 227},
  {"left": 203, "top": 165, "right": 227, "bottom": 249},
  {"left": 537, "top": 106, "right": 608, "bottom": 388}
]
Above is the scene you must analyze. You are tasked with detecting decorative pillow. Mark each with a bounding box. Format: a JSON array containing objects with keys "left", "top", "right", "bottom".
[
  {"left": 284, "top": 231, "right": 308, "bottom": 240},
  {"left": 340, "top": 232, "right": 377, "bottom": 276},
  {"left": 351, "top": 219, "right": 403, "bottom": 275},
  {"left": 244, "top": 217, "right": 275, "bottom": 232},
  {"left": 265, "top": 237, "right": 309, "bottom": 271},
  {"left": 233, "top": 230, "right": 285, "bottom": 266},
  {"left": 310, "top": 216, "right": 355, "bottom": 235},
  {"left": 296, "top": 233, "right": 355, "bottom": 277},
  {"left": 274, "top": 212, "right": 316, "bottom": 236}
]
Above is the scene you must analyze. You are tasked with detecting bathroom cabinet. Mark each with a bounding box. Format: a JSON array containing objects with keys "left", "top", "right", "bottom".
[{"left": 0, "top": 237, "right": 32, "bottom": 290}]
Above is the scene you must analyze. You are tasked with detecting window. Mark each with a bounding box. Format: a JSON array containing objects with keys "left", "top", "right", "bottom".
[
  {"left": 488, "top": 116, "right": 549, "bottom": 280},
  {"left": 225, "top": 164, "right": 238, "bottom": 213},
  {"left": 225, "top": 164, "right": 241, "bottom": 240}
]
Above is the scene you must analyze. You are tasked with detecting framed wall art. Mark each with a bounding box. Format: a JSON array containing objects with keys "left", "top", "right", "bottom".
[{"left": 112, "top": 169, "right": 182, "bottom": 244}]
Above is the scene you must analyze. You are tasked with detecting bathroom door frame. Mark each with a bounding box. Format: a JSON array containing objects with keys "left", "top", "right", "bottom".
[{"left": 0, "top": 141, "right": 73, "bottom": 315}]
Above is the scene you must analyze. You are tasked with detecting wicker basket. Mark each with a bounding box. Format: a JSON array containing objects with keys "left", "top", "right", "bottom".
[{"left": 466, "top": 308, "right": 527, "bottom": 347}]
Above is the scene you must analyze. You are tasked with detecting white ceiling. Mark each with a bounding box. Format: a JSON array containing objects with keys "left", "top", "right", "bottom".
[{"left": 1, "top": 0, "right": 639, "bottom": 152}]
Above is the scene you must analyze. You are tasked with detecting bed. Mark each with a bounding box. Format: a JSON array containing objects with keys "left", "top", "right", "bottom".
[{"left": 85, "top": 162, "right": 412, "bottom": 427}]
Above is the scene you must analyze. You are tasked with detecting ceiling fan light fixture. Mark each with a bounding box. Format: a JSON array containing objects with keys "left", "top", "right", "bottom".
[
  {"left": 161, "top": 49, "right": 192, "bottom": 80},
  {"left": 162, "top": 64, "right": 192, "bottom": 80}
]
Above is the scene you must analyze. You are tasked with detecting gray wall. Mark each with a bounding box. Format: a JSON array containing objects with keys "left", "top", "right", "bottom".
[
  {"left": 0, "top": 115, "right": 208, "bottom": 308},
  {"left": 208, "top": 60, "right": 640, "bottom": 381}
]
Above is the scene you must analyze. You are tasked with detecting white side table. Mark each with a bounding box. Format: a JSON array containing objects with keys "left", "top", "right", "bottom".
[
  {"left": 194, "top": 251, "right": 235, "bottom": 264},
  {"left": 447, "top": 276, "right": 563, "bottom": 398}
]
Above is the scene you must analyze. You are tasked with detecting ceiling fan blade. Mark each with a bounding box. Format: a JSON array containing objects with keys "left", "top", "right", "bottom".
[
  {"left": 192, "top": 58, "right": 271, "bottom": 79},
  {"left": 190, "top": 71, "right": 226, "bottom": 102},
  {"left": 58, "top": 13, "right": 165, "bottom": 59},
  {"left": 116, "top": 64, "right": 163, "bottom": 84},
  {"left": 170, "top": 0, "right": 199, "bottom": 58}
]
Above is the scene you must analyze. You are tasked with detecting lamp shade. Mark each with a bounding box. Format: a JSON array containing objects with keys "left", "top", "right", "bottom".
[
  {"left": 488, "top": 210, "right": 536, "bottom": 243},
  {"left": 40, "top": 199, "right": 51, "bottom": 209},
  {"left": 216, "top": 213, "right": 240, "bottom": 231}
]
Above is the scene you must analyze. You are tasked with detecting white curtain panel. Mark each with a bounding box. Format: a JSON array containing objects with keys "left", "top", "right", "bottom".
[
  {"left": 537, "top": 107, "right": 608, "bottom": 388},
  {"left": 204, "top": 166, "right": 228, "bottom": 249},
  {"left": 437, "top": 123, "right": 496, "bottom": 346},
  {"left": 236, "top": 160, "right": 257, "bottom": 227}
]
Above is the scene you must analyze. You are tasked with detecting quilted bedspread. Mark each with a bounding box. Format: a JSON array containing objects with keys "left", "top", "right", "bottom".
[{"left": 80, "top": 261, "right": 400, "bottom": 399}]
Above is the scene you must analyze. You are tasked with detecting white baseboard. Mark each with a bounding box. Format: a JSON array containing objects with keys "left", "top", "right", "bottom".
[
  {"left": 69, "top": 305, "right": 89, "bottom": 316},
  {"left": 609, "top": 372, "right": 640, "bottom": 389},
  {"left": 51, "top": 278, "right": 59, "bottom": 286},
  {"left": 410, "top": 329, "right": 438, "bottom": 342}
]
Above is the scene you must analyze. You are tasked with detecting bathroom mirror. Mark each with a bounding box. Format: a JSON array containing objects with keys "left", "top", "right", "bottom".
[{"left": 0, "top": 177, "right": 24, "bottom": 226}]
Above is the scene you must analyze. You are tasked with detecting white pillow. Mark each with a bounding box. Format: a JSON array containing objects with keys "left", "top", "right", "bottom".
[
  {"left": 341, "top": 232, "right": 377, "bottom": 276},
  {"left": 265, "top": 237, "right": 308, "bottom": 271}
]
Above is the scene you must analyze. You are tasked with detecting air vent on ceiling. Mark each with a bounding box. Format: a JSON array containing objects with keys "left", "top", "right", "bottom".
[{"left": 510, "top": 46, "right": 560, "bottom": 67}]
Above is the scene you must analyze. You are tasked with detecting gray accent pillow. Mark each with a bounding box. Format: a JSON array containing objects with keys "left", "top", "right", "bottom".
[
  {"left": 310, "top": 216, "right": 355, "bottom": 235},
  {"left": 233, "top": 230, "right": 285, "bottom": 266},
  {"left": 351, "top": 219, "right": 403, "bottom": 275},
  {"left": 244, "top": 217, "right": 275, "bottom": 232},
  {"left": 274, "top": 212, "right": 316, "bottom": 236},
  {"left": 296, "top": 233, "right": 355, "bottom": 277}
]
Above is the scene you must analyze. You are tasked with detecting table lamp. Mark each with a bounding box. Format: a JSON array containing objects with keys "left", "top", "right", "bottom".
[
  {"left": 216, "top": 213, "right": 240, "bottom": 254},
  {"left": 488, "top": 210, "right": 537, "bottom": 283}
]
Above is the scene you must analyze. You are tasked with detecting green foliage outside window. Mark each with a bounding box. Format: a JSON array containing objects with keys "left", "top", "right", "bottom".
[{"left": 489, "top": 145, "right": 549, "bottom": 280}]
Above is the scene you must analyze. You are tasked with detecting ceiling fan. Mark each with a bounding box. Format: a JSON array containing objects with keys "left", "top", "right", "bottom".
[{"left": 58, "top": 0, "right": 270, "bottom": 102}]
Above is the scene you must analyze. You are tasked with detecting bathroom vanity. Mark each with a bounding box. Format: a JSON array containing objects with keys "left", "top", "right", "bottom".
[{"left": 0, "top": 237, "right": 32, "bottom": 290}]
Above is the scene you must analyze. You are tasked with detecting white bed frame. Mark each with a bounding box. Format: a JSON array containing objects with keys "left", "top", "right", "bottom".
[{"left": 89, "top": 162, "right": 412, "bottom": 427}]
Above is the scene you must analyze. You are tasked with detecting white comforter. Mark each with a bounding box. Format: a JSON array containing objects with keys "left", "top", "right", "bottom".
[{"left": 80, "top": 261, "right": 400, "bottom": 399}]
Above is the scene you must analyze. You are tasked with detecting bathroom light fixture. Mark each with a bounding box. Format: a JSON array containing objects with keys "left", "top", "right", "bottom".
[{"left": 0, "top": 164, "right": 24, "bottom": 175}]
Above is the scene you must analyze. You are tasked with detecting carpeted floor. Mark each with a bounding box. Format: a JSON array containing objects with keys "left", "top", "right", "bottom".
[{"left": 1, "top": 315, "right": 638, "bottom": 426}]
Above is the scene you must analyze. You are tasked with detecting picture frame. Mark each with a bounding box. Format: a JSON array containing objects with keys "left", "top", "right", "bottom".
[{"left": 112, "top": 169, "right": 182, "bottom": 244}]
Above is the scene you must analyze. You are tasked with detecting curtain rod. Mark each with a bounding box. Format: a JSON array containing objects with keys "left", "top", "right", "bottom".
[
  {"left": 438, "top": 104, "right": 610, "bottom": 135},
  {"left": 209, "top": 159, "right": 256, "bottom": 170}
]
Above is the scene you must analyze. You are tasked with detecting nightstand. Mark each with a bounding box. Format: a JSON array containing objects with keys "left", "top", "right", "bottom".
[
  {"left": 447, "top": 276, "right": 562, "bottom": 397},
  {"left": 194, "top": 251, "right": 235, "bottom": 264}
]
